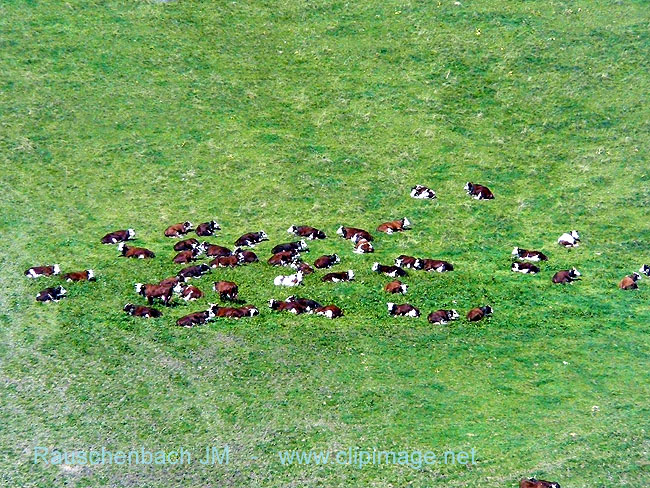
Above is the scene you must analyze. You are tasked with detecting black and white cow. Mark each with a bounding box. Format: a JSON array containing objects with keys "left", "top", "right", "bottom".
[
  {"left": 36, "top": 286, "right": 66, "bottom": 302},
  {"left": 410, "top": 185, "right": 436, "bottom": 199},
  {"left": 512, "top": 247, "right": 548, "bottom": 262},
  {"left": 511, "top": 262, "right": 540, "bottom": 274},
  {"left": 372, "top": 263, "right": 407, "bottom": 278}
]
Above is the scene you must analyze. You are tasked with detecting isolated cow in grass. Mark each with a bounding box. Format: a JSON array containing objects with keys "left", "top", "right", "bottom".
[
  {"left": 467, "top": 306, "right": 493, "bottom": 322},
  {"left": 36, "top": 286, "right": 66, "bottom": 303},
  {"left": 465, "top": 182, "right": 494, "bottom": 200},
  {"left": 315, "top": 305, "right": 344, "bottom": 319},
  {"left": 552, "top": 268, "right": 581, "bottom": 284},
  {"left": 385, "top": 280, "right": 408, "bottom": 294},
  {"left": 410, "top": 185, "right": 436, "bottom": 200},
  {"left": 195, "top": 220, "right": 220, "bottom": 237},
  {"left": 101, "top": 228, "right": 135, "bottom": 244},
  {"left": 387, "top": 303, "right": 420, "bottom": 318},
  {"left": 619, "top": 273, "right": 640, "bottom": 290},
  {"left": 511, "top": 262, "right": 540, "bottom": 274},
  {"left": 377, "top": 218, "right": 411, "bottom": 234},
  {"left": 25, "top": 264, "right": 60, "bottom": 278},
  {"left": 557, "top": 230, "right": 580, "bottom": 248},
  {"left": 165, "top": 221, "right": 193, "bottom": 238},
  {"left": 287, "top": 225, "right": 326, "bottom": 240},
  {"left": 63, "top": 269, "right": 95, "bottom": 282}
]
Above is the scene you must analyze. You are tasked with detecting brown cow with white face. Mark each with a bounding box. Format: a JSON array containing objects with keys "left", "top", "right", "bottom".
[
  {"left": 177, "top": 264, "right": 211, "bottom": 280},
  {"left": 210, "top": 255, "right": 242, "bottom": 268},
  {"left": 101, "top": 228, "right": 135, "bottom": 244},
  {"left": 173, "top": 249, "right": 201, "bottom": 264},
  {"left": 36, "top": 286, "right": 66, "bottom": 302},
  {"left": 213, "top": 281, "right": 238, "bottom": 301},
  {"left": 63, "top": 270, "right": 95, "bottom": 282},
  {"left": 165, "top": 221, "right": 193, "bottom": 238},
  {"left": 315, "top": 305, "right": 344, "bottom": 319},
  {"left": 387, "top": 303, "right": 420, "bottom": 318},
  {"left": 174, "top": 238, "right": 200, "bottom": 252},
  {"left": 511, "top": 262, "right": 540, "bottom": 274},
  {"left": 428, "top": 309, "right": 460, "bottom": 325},
  {"left": 377, "top": 218, "right": 411, "bottom": 234},
  {"left": 394, "top": 255, "right": 421, "bottom": 269},
  {"left": 124, "top": 303, "right": 161, "bottom": 318},
  {"left": 552, "top": 268, "right": 581, "bottom": 284},
  {"left": 385, "top": 280, "right": 408, "bottom": 294},
  {"left": 195, "top": 220, "right": 220, "bottom": 237},
  {"left": 268, "top": 251, "right": 300, "bottom": 267},
  {"left": 372, "top": 263, "right": 407, "bottom": 278},
  {"left": 287, "top": 225, "right": 326, "bottom": 240},
  {"left": 269, "top": 299, "right": 309, "bottom": 314},
  {"left": 290, "top": 261, "right": 314, "bottom": 275},
  {"left": 512, "top": 247, "right": 548, "bottom": 262},
  {"left": 135, "top": 283, "right": 174, "bottom": 306},
  {"left": 25, "top": 264, "right": 61, "bottom": 278},
  {"left": 177, "top": 284, "right": 203, "bottom": 301},
  {"left": 322, "top": 270, "right": 355, "bottom": 283},
  {"left": 234, "top": 248, "right": 258, "bottom": 264},
  {"left": 420, "top": 259, "right": 453, "bottom": 272},
  {"left": 176, "top": 309, "right": 214, "bottom": 327},
  {"left": 337, "top": 226, "right": 373, "bottom": 242},
  {"left": 519, "top": 478, "right": 560, "bottom": 488},
  {"left": 118, "top": 243, "right": 155, "bottom": 259},
  {"left": 410, "top": 185, "right": 436, "bottom": 199},
  {"left": 314, "top": 254, "right": 340, "bottom": 269},
  {"left": 353, "top": 237, "right": 374, "bottom": 254},
  {"left": 202, "top": 243, "right": 232, "bottom": 257},
  {"left": 234, "top": 231, "right": 268, "bottom": 247}
]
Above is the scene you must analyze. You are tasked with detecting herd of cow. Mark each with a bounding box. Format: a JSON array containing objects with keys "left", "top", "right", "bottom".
[{"left": 25, "top": 183, "right": 649, "bottom": 330}]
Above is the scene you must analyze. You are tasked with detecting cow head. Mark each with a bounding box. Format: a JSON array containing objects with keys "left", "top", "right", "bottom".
[
  {"left": 298, "top": 239, "right": 308, "bottom": 251},
  {"left": 210, "top": 220, "right": 221, "bottom": 230},
  {"left": 183, "top": 221, "right": 193, "bottom": 230},
  {"left": 199, "top": 264, "right": 211, "bottom": 274},
  {"left": 87, "top": 269, "right": 95, "bottom": 280},
  {"left": 631, "top": 272, "right": 641, "bottom": 282},
  {"left": 287, "top": 225, "right": 297, "bottom": 234},
  {"left": 570, "top": 267, "right": 581, "bottom": 278},
  {"left": 208, "top": 304, "right": 219, "bottom": 315},
  {"left": 387, "top": 303, "right": 396, "bottom": 314},
  {"left": 333, "top": 254, "right": 340, "bottom": 264},
  {"left": 481, "top": 305, "right": 493, "bottom": 315},
  {"left": 347, "top": 270, "right": 355, "bottom": 280},
  {"left": 56, "top": 286, "right": 67, "bottom": 296},
  {"left": 464, "top": 182, "right": 473, "bottom": 193},
  {"left": 511, "top": 262, "right": 520, "bottom": 271},
  {"left": 53, "top": 264, "right": 61, "bottom": 274},
  {"left": 127, "top": 228, "right": 136, "bottom": 238},
  {"left": 259, "top": 231, "right": 268, "bottom": 240},
  {"left": 371, "top": 262, "right": 380, "bottom": 272},
  {"left": 570, "top": 230, "right": 580, "bottom": 241},
  {"left": 450, "top": 310, "right": 460, "bottom": 320},
  {"left": 639, "top": 264, "right": 650, "bottom": 276},
  {"left": 512, "top": 247, "right": 521, "bottom": 257},
  {"left": 269, "top": 299, "right": 279, "bottom": 309},
  {"left": 124, "top": 303, "right": 135, "bottom": 313},
  {"left": 173, "top": 283, "right": 184, "bottom": 294},
  {"left": 336, "top": 226, "right": 345, "bottom": 237},
  {"left": 245, "top": 306, "right": 259, "bottom": 317},
  {"left": 117, "top": 242, "right": 126, "bottom": 252}
]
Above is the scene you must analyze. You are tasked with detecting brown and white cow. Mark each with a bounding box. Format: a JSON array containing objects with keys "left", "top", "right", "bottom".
[
  {"left": 557, "top": 231, "right": 580, "bottom": 248},
  {"left": 210, "top": 304, "right": 258, "bottom": 319},
  {"left": 173, "top": 249, "right": 201, "bottom": 264},
  {"left": 287, "top": 225, "right": 326, "bottom": 240},
  {"left": 174, "top": 238, "right": 200, "bottom": 252},
  {"left": 213, "top": 281, "right": 239, "bottom": 301},
  {"left": 273, "top": 271, "right": 304, "bottom": 287},
  {"left": 464, "top": 182, "right": 494, "bottom": 200},
  {"left": 552, "top": 268, "right": 581, "bottom": 284},
  {"left": 36, "top": 286, "right": 66, "bottom": 302},
  {"left": 177, "top": 264, "right": 211, "bottom": 280},
  {"left": 387, "top": 303, "right": 420, "bottom": 318},
  {"left": 176, "top": 309, "right": 214, "bottom": 327},
  {"left": 640, "top": 264, "right": 650, "bottom": 276},
  {"left": 410, "top": 185, "right": 436, "bottom": 200},
  {"left": 268, "top": 251, "right": 300, "bottom": 266},
  {"left": 428, "top": 309, "right": 460, "bottom": 325},
  {"left": 337, "top": 226, "right": 373, "bottom": 242},
  {"left": 315, "top": 305, "right": 344, "bottom": 319},
  {"left": 195, "top": 220, "right": 220, "bottom": 237},
  {"left": 165, "top": 221, "right": 193, "bottom": 238},
  {"left": 202, "top": 243, "right": 232, "bottom": 257},
  {"left": 118, "top": 243, "right": 155, "bottom": 259},
  {"left": 271, "top": 240, "right": 308, "bottom": 255},
  {"left": 519, "top": 478, "right": 560, "bottom": 488},
  {"left": 314, "top": 254, "right": 340, "bottom": 269},
  {"left": 285, "top": 295, "right": 323, "bottom": 312},
  {"left": 210, "top": 255, "right": 242, "bottom": 268},
  {"left": 372, "top": 263, "right": 407, "bottom": 278},
  {"left": 25, "top": 264, "right": 61, "bottom": 278},
  {"left": 420, "top": 259, "right": 453, "bottom": 272},
  {"left": 135, "top": 283, "right": 174, "bottom": 306},
  {"left": 394, "top": 255, "right": 421, "bottom": 269},
  {"left": 234, "top": 231, "right": 268, "bottom": 247},
  {"left": 101, "top": 228, "right": 135, "bottom": 244},
  {"left": 353, "top": 237, "right": 374, "bottom": 254},
  {"left": 619, "top": 273, "right": 640, "bottom": 290},
  {"left": 124, "top": 303, "right": 162, "bottom": 318},
  {"left": 177, "top": 284, "right": 203, "bottom": 301},
  {"left": 377, "top": 218, "right": 411, "bottom": 234},
  {"left": 290, "top": 261, "right": 314, "bottom": 275},
  {"left": 511, "top": 262, "right": 540, "bottom": 274},
  {"left": 63, "top": 269, "right": 95, "bottom": 282},
  {"left": 385, "top": 280, "right": 408, "bottom": 294},
  {"left": 512, "top": 247, "right": 548, "bottom": 262},
  {"left": 322, "top": 270, "right": 355, "bottom": 283},
  {"left": 234, "top": 248, "right": 258, "bottom": 264},
  {"left": 269, "top": 299, "right": 309, "bottom": 314},
  {"left": 159, "top": 276, "right": 184, "bottom": 287},
  {"left": 467, "top": 306, "right": 493, "bottom": 322}
]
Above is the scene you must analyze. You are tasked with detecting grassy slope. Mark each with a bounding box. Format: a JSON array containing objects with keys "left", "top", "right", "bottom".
[{"left": 1, "top": 0, "right": 649, "bottom": 486}]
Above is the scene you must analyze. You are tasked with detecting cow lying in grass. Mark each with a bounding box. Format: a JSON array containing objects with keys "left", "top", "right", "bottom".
[
  {"left": 214, "top": 281, "right": 238, "bottom": 301},
  {"left": 337, "top": 226, "right": 373, "bottom": 242},
  {"left": 410, "top": 185, "right": 436, "bottom": 199},
  {"left": 271, "top": 240, "right": 308, "bottom": 255},
  {"left": 25, "top": 264, "right": 60, "bottom": 278},
  {"left": 519, "top": 478, "right": 560, "bottom": 488},
  {"left": 210, "top": 304, "right": 258, "bottom": 319},
  {"left": 322, "top": 270, "right": 354, "bottom": 282},
  {"left": 465, "top": 182, "right": 494, "bottom": 200},
  {"left": 274, "top": 271, "right": 304, "bottom": 287},
  {"left": 377, "top": 218, "right": 410, "bottom": 234},
  {"left": 165, "top": 221, "right": 193, "bottom": 238},
  {"left": 512, "top": 247, "right": 548, "bottom": 262},
  {"left": 124, "top": 303, "right": 161, "bottom": 318},
  {"left": 372, "top": 263, "right": 407, "bottom": 278},
  {"left": 135, "top": 283, "right": 174, "bottom": 306},
  {"left": 63, "top": 270, "right": 95, "bottom": 282},
  {"left": 234, "top": 231, "right": 268, "bottom": 247},
  {"left": 314, "top": 254, "right": 339, "bottom": 269},
  {"left": 552, "top": 268, "right": 581, "bottom": 284},
  {"left": 619, "top": 272, "right": 640, "bottom": 290},
  {"left": 557, "top": 230, "right": 580, "bottom": 248},
  {"left": 511, "top": 262, "right": 540, "bottom": 274},
  {"left": 385, "top": 280, "right": 407, "bottom": 294},
  {"left": 101, "top": 228, "right": 135, "bottom": 244},
  {"left": 287, "top": 225, "right": 326, "bottom": 240},
  {"left": 387, "top": 303, "right": 420, "bottom": 317},
  {"left": 428, "top": 309, "right": 459, "bottom": 325},
  {"left": 176, "top": 309, "right": 214, "bottom": 327},
  {"left": 118, "top": 243, "right": 155, "bottom": 259},
  {"left": 36, "top": 286, "right": 66, "bottom": 302},
  {"left": 467, "top": 306, "right": 492, "bottom": 322},
  {"left": 195, "top": 220, "right": 220, "bottom": 237}
]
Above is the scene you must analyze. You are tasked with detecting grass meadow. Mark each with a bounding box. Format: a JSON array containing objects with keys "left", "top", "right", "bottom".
[{"left": 1, "top": 0, "right": 649, "bottom": 486}]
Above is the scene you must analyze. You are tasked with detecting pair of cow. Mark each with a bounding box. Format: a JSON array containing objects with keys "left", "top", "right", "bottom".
[
  {"left": 387, "top": 304, "right": 493, "bottom": 323},
  {"left": 273, "top": 269, "right": 356, "bottom": 287},
  {"left": 175, "top": 304, "right": 259, "bottom": 327},
  {"left": 619, "top": 265, "right": 650, "bottom": 290},
  {"left": 164, "top": 220, "right": 220, "bottom": 238},
  {"left": 392, "top": 255, "right": 454, "bottom": 273},
  {"left": 269, "top": 296, "right": 343, "bottom": 319},
  {"left": 410, "top": 183, "right": 495, "bottom": 200}
]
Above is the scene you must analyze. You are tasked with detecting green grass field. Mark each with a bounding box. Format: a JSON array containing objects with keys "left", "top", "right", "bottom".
[{"left": 1, "top": 0, "right": 649, "bottom": 486}]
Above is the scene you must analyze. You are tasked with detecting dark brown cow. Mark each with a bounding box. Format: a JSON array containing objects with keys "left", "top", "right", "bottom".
[
  {"left": 315, "top": 305, "right": 344, "bottom": 319},
  {"left": 118, "top": 243, "right": 155, "bottom": 259},
  {"left": 174, "top": 238, "right": 200, "bottom": 251},
  {"left": 159, "top": 276, "right": 184, "bottom": 287},
  {"left": 63, "top": 270, "right": 95, "bottom": 282},
  {"left": 124, "top": 303, "right": 161, "bottom": 318},
  {"left": 25, "top": 264, "right": 60, "bottom": 278},
  {"left": 210, "top": 255, "right": 241, "bottom": 268},
  {"left": 394, "top": 255, "right": 421, "bottom": 269},
  {"left": 271, "top": 241, "right": 308, "bottom": 255},
  {"left": 291, "top": 262, "right": 314, "bottom": 275},
  {"left": 101, "top": 228, "right": 135, "bottom": 244},
  {"left": 36, "top": 286, "right": 66, "bottom": 302},
  {"left": 467, "top": 306, "right": 493, "bottom": 322},
  {"left": 552, "top": 268, "right": 581, "bottom": 284},
  {"left": 195, "top": 220, "right": 220, "bottom": 237},
  {"left": 420, "top": 259, "right": 453, "bottom": 272},
  {"left": 385, "top": 280, "right": 408, "bottom": 294},
  {"left": 353, "top": 238, "right": 374, "bottom": 254},
  {"left": 322, "top": 270, "right": 355, "bottom": 282},
  {"left": 234, "top": 231, "right": 268, "bottom": 247},
  {"left": 286, "top": 295, "right": 322, "bottom": 312},
  {"left": 173, "top": 250, "right": 199, "bottom": 264},
  {"left": 213, "top": 281, "right": 239, "bottom": 301},
  {"left": 135, "top": 283, "right": 174, "bottom": 306},
  {"left": 269, "top": 299, "right": 309, "bottom": 314},
  {"left": 287, "top": 225, "right": 326, "bottom": 240},
  {"left": 314, "top": 254, "right": 340, "bottom": 269},
  {"left": 512, "top": 247, "right": 548, "bottom": 262},
  {"left": 428, "top": 309, "right": 460, "bottom": 325},
  {"left": 619, "top": 273, "right": 640, "bottom": 290},
  {"left": 465, "top": 182, "right": 494, "bottom": 200},
  {"left": 519, "top": 478, "right": 560, "bottom": 488},
  {"left": 178, "top": 264, "right": 211, "bottom": 279},
  {"left": 511, "top": 262, "right": 540, "bottom": 274},
  {"left": 234, "top": 248, "right": 258, "bottom": 264},
  {"left": 165, "top": 221, "right": 193, "bottom": 238},
  {"left": 337, "top": 226, "right": 373, "bottom": 241},
  {"left": 372, "top": 263, "right": 407, "bottom": 278},
  {"left": 178, "top": 285, "right": 203, "bottom": 301},
  {"left": 202, "top": 243, "right": 232, "bottom": 257},
  {"left": 387, "top": 303, "right": 420, "bottom": 317},
  {"left": 377, "top": 218, "right": 411, "bottom": 234},
  {"left": 210, "top": 304, "right": 258, "bottom": 319},
  {"left": 176, "top": 309, "right": 214, "bottom": 327},
  {"left": 268, "top": 251, "right": 300, "bottom": 266}
]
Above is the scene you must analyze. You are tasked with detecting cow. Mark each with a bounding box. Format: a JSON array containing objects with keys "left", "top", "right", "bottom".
[
  {"left": 286, "top": 295, "right": 322, "bottom": 312},
  {"left": 467, "top": 305, "right": 493, "bottom": 322},
  {"left": 377, "top": 218, "right": 411, "bottom": 234},
  {"left": 291, "top": 262, "right": 314, "bottom": 275},
  {"left": 558, "top": 230, "right": 580, "bottom": 248},
  {"left": 25, "top": 264, "right": 60, "bottom": 278},
  {"left": 287, "top": 225, "right": 326, "bottom": 240},
  {"left": 410, "top": 185, "right": 436, "bottom": 199},
  {"left": 269, "top": 299, "right": 309, "bottom": 314},
  {"left": 322, "top": 270, "right": 355, "bottom": 282},
  {"left": 372, "top": 263, "right": 407, "bottom": 278},
  {"left": 210, "top": 255, "right": 242, "bottom": 268},
  {"left": 101, "top": 228, "right": 135, "bottom": 244},
  {"left": 619, "top": 273, "right": 641, "bottom": 290},
  {"left": 234, "top": 248, "right": 258, "bottom": 264},
  {"left": 234, "top": 231, "right": 268, "bottom": 247},
  {"left": 210, "top": 304, "right": 258, "bottom": 319},
  {"left": 195, "top": 220, "right": 220, "bottom": 237},
  {"left": 519, "top": 478, "right": 560, "bottom": 488},
  {"left": 135, "top": 283, "right": 174, "bottom": 306},
  {"left": 640, "top": 264, "right": 650, "bottom": 276},
  {"left": 511, "top": 247, "right": 548, "bottom": 262},
  {"left": 511, "top": 262, "right": 540, "bottom": 274},
  {"left": 202, "top": 243, "right": 232, "bottom": 257},
  {"left": 387, "top": 303, "right": 420, "bottom": 317},
  {"left": 177, "top": 264, "right": 211, "bottom": 280},
  {"left": 353, "top": 237, "right": 374, "bottom": 254},
  {"left": 174, "top": 238, "right": 200, "bottom": 252},
  {"left": 123, "top": 303, "right": 161, "bottom": 318},
  {"left": 271, "top": 240, "right": 308, "bottom": 255},
  {"left": 165, "top": 221, "right": 193, "bottom": 238},
  {"left": 274, "top": 271, "right": 304, "bottom": 287},
  {"left": 337, "top": 226, "right": 373, "bottom": 242},
  {"left": 213, "top": 281, "right": 239, "bottom": 301},
  {"left": 177, "top": 284, "right": 203, "bottom": 301},
  {"left": 385, "top": 280, "right": 408, "bottom": 294},
  {"left": 63, "top": 269, "right": 95, "bottom": 282},
  {"left": 464, "top": 182, "right": 494, "bottom": 200},
  {"left": 395, "top": 255, "right": 421, "bottom": 269},
  {"left": 315, "top": 305, "right": 344, "bottom": 319},
  {"left": 36, "top": 286, "right": 66, "bottom": 302},
  {"left": 117, "top": 243, "right": 155, "bottom": 259},
  {"left": 176, "top": 309, "right": 214, "bottom": 327},
  {"left": 173, "top": 249, "right": 201, "bottom": 264},
  {"left": 428, "top": 309, "right": 460, "bottom": 325},
  {"left": 159, "top": 276, "right": 184, "bottom": 287},
  {"left": 552, "top": 268, "right": 581, "bottom": 284},
  {"left": 314, "top": 254, "right": 340, "bottom": 269},
  {"left": 420, "top": 259, "right": 454, "bottom": 272},
  {"left": 268, "top": 251, "right": 300, "bottom": 266}
]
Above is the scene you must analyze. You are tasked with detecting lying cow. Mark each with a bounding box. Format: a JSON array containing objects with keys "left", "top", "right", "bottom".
[
  {"left": 410, "top": 185, "right": 436, "bottom": 199},
  {"left": 177, "top": 264, "right": 211, "bottom": 280},
  {"left": 387, "top": 303, "right": 420, "bottom": 318},
  {"left": 269, "top": 299, "right": 309, "bottom": 314},
  {"left": 101, "top": 228, "right": 135, "bottom": 244},
  {"left": 234, "top": 248, "right": 258, "bottom": 264},
  {"left": 36, "top": 286, "right": 66, "bottom": 303},
  {"left": 420, "top": 259, "right": 453, "bottom": 272},
  {"left": 176, "top": 309, "right": 214, "bottom": 327},
  {"left": 314, "top": 254, "right": 340, "bottom": 269},
  {"left": 352, "top": 236, "right": 374, "bottom": 254},
  {"left": 315, "top": 305, "right": 344, "bottom": 319},
  {"left": 63, "top": 269, "right": 95, "bottom": 282},
  {"left": 118, "top": 243, "right": 155, "bottom": 259},
  {"left": 552, "top": 268, "right": 581, "bottom": 284},
  {"left": 291, "top": 262, "right": 314, "bottom": 275},
  {"left": 511, "top": 262, "right": 540, "bottom": 274},
  {"left": 322, "top": 270, "right": 354, "bottom": 282},
  {"left": 271, "top": 240, "right": 308, "bottom": 255},
  {"left": 25, "top": 264, "right": 60, "bottom": 278},
  {"left": 287, "top": 225, "right": 326, "bottom": 240},
  {"left": 268, "top": 251, "right": 300, "bottom": 266},
  {"left": 177, "top": 284, "right": 203, "bottom": 301},
  {"left": 159, "top": 276, "right": 184, "bottom": 287},
  {"left": 135, "top": 283, "right": 174, "bottom": 306},
  {"left": 234, "top": 231, "right": 268, "bottom": 247},
  {"left": 372, "top": 263, "right": 407, "bottom": 278},
  {"left": 165, "top": 221, "right": 193, "bottom": 238},
  {"left": 377, "top": 218, "right": 411, "bottom": 234},
  {"left": 512, "top": 247, "right": 548, "bottom": 262},
  {"left": 174, "top": 238, "right": 200, "bottom": 251},
  {"left": 213, "top": 281, "right": 239, "bottom": 301},
  {"left": 395, "top": 255, "right": 421, "bottom": 269},
  {"left": 619, "top": 272, "right": 640, "bottom": 290},
  {"left": 385, "top": 280, "right": 408, "bottom": 294},
  {"left": 202, "top": 243, "right": 232, "bottom": 257},
  {"left": 195, "top": 220, "right": 220, "bottom": 237},
  {"left": 465, "top": 182, "right": 494, "bottom": 200},
  {"left": 173, "top": 249, "right": 201, "bottom": 264},
  {"left": 557, "top": 230, "right": 580, "bottom": 248},
  {"left": 519, "top": 478, "right": 560, "bottom": 488},
  {"left": 123, "top": 303, "right": 161, "bottom": 318},
  {"left": 428, "top": 309, "right": 460, "bottom": 325},
  {"left": 467, "top": 305, "right": 493, "bottom": 322},
  {"left": 210, "top": 304, "right": 258, "bottom": 319},
  {"left": 337, "top": 226, "right": 373, "bottom": 242},
  {"left": 210, "top": 255, "right": 242, "bottom": 268},
  {"left": 274, "top": 271, "right": 304, "bottom": 287}
]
